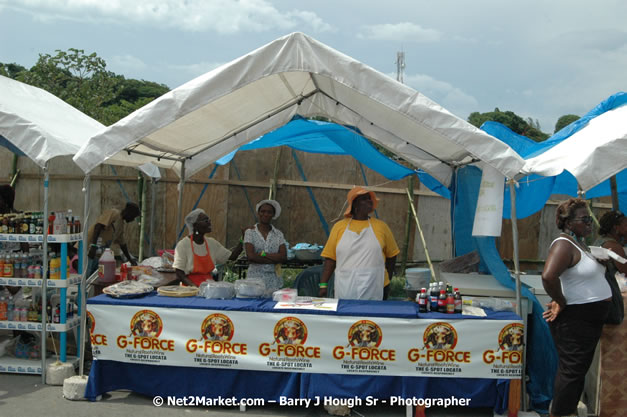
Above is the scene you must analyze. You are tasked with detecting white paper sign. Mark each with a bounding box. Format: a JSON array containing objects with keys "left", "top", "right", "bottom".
[{"left": 472, "top": 164, "right": 505, "bottom": 237}]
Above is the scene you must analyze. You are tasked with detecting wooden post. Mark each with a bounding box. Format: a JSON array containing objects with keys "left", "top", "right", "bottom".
[{"left": 400, "top": 176, "right": 414, "bottom": 275}]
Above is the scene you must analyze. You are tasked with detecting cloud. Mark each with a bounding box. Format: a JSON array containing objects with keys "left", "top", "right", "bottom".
[
  {"left": 3, "top": 0, "right": 333, "bottom": 34},
  {"left": 358, "top": 22, "right": 441, "bottom": 42},
  {"left": 168, "top": 61, "right": 226, "bottom": 78},
  {"left": 402, "top": 73, "right": 479, "bottom": 119},
  {"left": 109, "top": 54, "right": 147, "bottom": 72}
]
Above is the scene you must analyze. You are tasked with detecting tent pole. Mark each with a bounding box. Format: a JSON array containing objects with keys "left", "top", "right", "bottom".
[
  {"left": 508, "top": 180, "right": 526, "bottom": 411},
  {"left": 41, "top": 162, "right": 50, "bottom": 384},
  {"left": 610, "top": 175, "right": 619, "bottom": 210},
  {"left": 175, "top": 161, "right": 186, "bottom": 247},
  {"left": 138, "top": 173, "right": 147, "bottom": 262},
  {"left": 269, "top": 148, "right": 282, "bottom": 200},
  {"left": 405, "top": 188, "right": 436, "bottom": 281},
  {"left": 149, "top": 178, "right": 157, "bottom": 257},
  {"left": 78, "top": 174, "right": 91, "bottom": 377}
]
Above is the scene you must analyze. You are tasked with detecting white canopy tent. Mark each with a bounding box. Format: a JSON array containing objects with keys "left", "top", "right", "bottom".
[
  {"left": 0, "top": 74, "right": 112, "bottom": 382},
  {"left": 69, "top": 32, "right": 535, "bottom": 406},
  {"left": 521, "top": 103, "right": 627, "bottom": 192}
]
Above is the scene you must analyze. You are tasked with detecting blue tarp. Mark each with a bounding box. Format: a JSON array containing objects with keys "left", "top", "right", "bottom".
[
  {"left": 420, "top": 92, "right": 627, "bottom": 216},
  {"left": 215, "top": 116, "right": 416, "bottom": 181},
  {"left": 452, "top": 166, "right": 557, "bottom": 413}
]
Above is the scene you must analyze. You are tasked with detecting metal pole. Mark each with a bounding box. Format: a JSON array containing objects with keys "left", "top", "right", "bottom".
[
  {"left": 78, "top": 175, "right": 91, "bottom": 377},
  {"left": 405, "top": 188, "right": 436, "bottom": 281},
  {"left": 508, "top": 180, "right": 526, "bottom": 411},
  {"left": 610, "top": 175, "right": 619, "bottom": 210},
  {"left": 138, "top": 174, "right": 147, "bottom": 262},
  {"left": 175, "top": 160, "right": 186, "bottom": 247},
  {"left": 41, "top": 163, "right": 49, "bottom": 384},
  {"left": 149, "top": 178, "right": 157, "bottom": 257}
]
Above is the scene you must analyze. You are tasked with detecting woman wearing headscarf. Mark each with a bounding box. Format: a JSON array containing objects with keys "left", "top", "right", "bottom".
[
  {"left": 173, "top": 209, "right": 243, "bottom": 287},
  {"left": 243, "top": 200, "right": 287, "bottom": 294},
  {"left": 541, "top": 198, "right": 611, "bottom": 417},
  {"left": 319, "top": 186, "right": 399, "bottom": 300}
]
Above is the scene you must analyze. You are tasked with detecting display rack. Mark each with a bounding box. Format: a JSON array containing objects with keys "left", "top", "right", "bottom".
[{"left": 0, "top": 232, "right": 82, "bottom": 374}]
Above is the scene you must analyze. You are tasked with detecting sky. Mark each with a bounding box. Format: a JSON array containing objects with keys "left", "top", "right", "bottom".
[{"left": 1, "top": 0, "right": 626, "bottom": 134}]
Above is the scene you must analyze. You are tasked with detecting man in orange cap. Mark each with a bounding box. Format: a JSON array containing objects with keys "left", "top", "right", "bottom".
[{"left": 319, "top": 186, "right": 399, "bottom": 300}]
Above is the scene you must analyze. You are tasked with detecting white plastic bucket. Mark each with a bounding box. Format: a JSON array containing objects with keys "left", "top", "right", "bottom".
[{"left": 405, "top": 267, "right": 431, "bottom": 289}]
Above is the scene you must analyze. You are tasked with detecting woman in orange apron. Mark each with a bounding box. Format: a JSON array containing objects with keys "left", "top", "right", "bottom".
[{"left": 173, "top": 209, "right": 243, "bottom": 287}]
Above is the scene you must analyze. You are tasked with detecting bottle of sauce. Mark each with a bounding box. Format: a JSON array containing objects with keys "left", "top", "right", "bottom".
[
  {"left": 418, "top": 288, "right": 428, "bottom": 313},
  {"left": 454, "top": 288, "right": 463, "bottom": 314},
  {"left": 446, "top": 291, "right": 455, "bottom": 314},
  {"left": 438, "top": 290, "right": 447, "bottom": 313},
  {"left": 98, "top": 248, "right": 116, "bottom": 283}
]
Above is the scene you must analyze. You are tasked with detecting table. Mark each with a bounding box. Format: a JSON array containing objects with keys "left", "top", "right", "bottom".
[{"left": 85, "top": 295, "right": 522, "bottom": 415}]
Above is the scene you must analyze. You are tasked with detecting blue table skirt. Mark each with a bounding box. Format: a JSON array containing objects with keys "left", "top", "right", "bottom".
[
  {"left": 85, "top": 360, "right": 509, "bottom": 414},
  {"left": 86, "top": 294, "right": 517, "bottom": 414}
]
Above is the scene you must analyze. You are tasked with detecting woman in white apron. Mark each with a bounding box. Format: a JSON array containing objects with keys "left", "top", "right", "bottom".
[{"left": 319, "top": 187, "right": 399, "bottom": 300}]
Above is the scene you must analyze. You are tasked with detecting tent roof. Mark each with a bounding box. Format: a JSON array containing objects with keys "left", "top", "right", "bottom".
[
  {"left": 73, "top": 32, "right": 524, "bottom": 186},
  {"left": 521, "top": 93, "right": 627, "bottom": 192},
  {"left": 0, "top": 75, "right": 106, "bottom": 166}
]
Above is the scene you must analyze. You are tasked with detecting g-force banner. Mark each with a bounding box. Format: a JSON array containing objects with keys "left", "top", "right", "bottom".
[{"left": 88, "top": 305, "right": 522, "bottom": 379}]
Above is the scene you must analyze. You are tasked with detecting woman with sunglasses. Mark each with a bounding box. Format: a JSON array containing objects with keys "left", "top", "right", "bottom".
[{"left": 542, "top": 198, "right": 611, "bottom": 417}]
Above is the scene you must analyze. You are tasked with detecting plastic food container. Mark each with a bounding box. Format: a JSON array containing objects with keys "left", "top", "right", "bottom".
[
  {"left": 205, "top": 281, "right": 235, "bottom": 299},
  {"left": 272, "top": 288, "right": 297, "bottom": 303},
  {"left": 234, "top": 279, "right": 266, "bottom": 298}
]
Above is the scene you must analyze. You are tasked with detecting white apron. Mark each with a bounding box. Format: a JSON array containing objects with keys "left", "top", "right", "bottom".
[{"left": 334, "top": 219, "right": 385, "bottom": 300}]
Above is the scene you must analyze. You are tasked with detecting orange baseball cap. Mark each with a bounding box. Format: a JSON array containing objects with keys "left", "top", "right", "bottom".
[{"left": 344, "top": 186, "right": 379, "bottom": 217}]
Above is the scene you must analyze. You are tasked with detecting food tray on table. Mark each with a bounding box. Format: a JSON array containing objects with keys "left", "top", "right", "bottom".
[
  {"left": 157, "top": 285, "right": 198, "bottom": 297},
  {"left": 103, "top": 280, "right": 155, "bottom": 298}
]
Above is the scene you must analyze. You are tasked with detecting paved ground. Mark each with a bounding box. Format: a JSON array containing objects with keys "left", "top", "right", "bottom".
[{"left": 0, "top": 373, "right": 529, "bottom": 417}]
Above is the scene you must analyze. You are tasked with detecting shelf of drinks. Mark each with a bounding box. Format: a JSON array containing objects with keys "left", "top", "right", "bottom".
[
  {"left": 0, "top": 356, "right": 79, "bottom": 374},
  {"left": 0, "top": 233, "right": 82, "bottom": 243},
  {"left": 0, "top": 316, "right": 81, "bottom": 332},
  {"left": 0, "top": 274, "right": 81, "bottom": 288}
]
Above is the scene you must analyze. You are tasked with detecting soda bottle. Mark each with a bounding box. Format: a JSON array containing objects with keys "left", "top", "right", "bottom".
[
  {"left": 454, "top": 288, "right": 463, "bottom": 314},
  {"left": 438, "top": 290, "right": 447, "bottom": 313},
  {"left": 446, "top": 291, "right": 455, "bottom": 314},
  {"left": 418, "top": 288, "right": 428, "bottom": 313},
  {"left": 430, "top": 283, "right": 439, "bottom": 311}
]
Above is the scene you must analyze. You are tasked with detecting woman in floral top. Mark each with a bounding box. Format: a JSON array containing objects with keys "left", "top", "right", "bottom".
[{"left": 243, "top": 199, "right": 287, "bottom": 294}]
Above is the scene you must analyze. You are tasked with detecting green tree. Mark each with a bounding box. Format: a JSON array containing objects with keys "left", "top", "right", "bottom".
[
  {"left": 0, "top": 62, "right": 27, "bottom": 78},
  {"left": 17, "top": 48, "right": 122, "bottom": 124},
  {"left": 468, "top": 108, "right": 549, "bottom": 142},
  {"left": 554, "top": 114, "right": 580, "bottom": 133}
]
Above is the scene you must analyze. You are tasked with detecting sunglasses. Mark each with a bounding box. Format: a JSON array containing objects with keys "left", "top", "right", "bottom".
[{"left": 571, "top": 216, "right": 592, "bottom": 225}]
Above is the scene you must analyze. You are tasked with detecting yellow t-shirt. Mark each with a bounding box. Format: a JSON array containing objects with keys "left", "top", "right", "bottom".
[{"left": 321, "top": 217, "right": 400, "bottom": 285}]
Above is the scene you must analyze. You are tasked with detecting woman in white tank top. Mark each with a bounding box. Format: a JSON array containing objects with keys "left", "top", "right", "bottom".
[{"left": 541, "top": 198, "right": 611, "bottom": 417}]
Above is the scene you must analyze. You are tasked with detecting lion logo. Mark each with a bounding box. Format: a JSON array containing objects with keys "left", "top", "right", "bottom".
[
  {"left": 87, "top": 311, "right": 95, "bottom": 335},
  {"left": 348, "top": 320, "right": 382, "bottom": 348},
  {"left": 201, "top": 313, "right": 234, "bottom": 341},
  {"left": 498, "top": 323, "right": 524, "bottom": 352},
  {"left": 274, "top": 317, "right": 307, "bottom": 345},
  {"left": 130, "top": 310, "right": 163, "bottom": 338},
  {"left": 423, "top": 322, "right": 457, "bottom": 350}
]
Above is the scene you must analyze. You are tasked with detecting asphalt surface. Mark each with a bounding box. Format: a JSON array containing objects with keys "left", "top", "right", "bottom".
[{"left": 0, "top": 373, "right": 522, "bottom": 417}]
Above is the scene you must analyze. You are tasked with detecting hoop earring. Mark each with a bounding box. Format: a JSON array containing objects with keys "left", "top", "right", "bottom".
[{"left": 194, "top": 230, "right": 199, "bottom": 235}]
